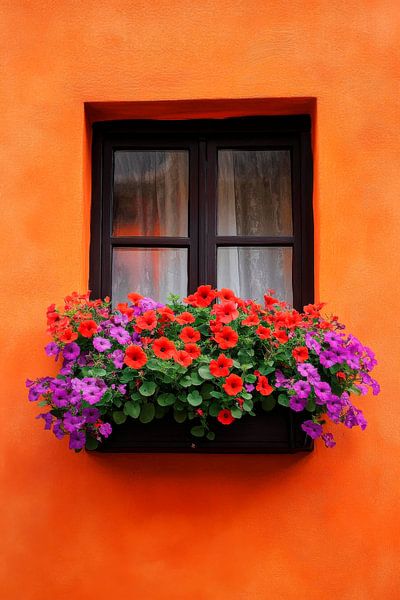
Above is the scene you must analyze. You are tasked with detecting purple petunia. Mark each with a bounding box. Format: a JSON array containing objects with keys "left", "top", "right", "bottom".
[
  {"left": 99, "top": 422, "right": 112, "bottom": 438},
  {"left": 244, "top": 383, "right": 255, "bottom": 393},
  {"left": 293, "top": 380, "right": 311, "bottom": 399},
  {"left": 93, "top": 336, "right": 112, "bottom": 352},
  {"left": 289, "top": 395, "right": 307, "bottom": 412},
  {"left": 63, "top": 412, "right": 86, "bottom": 433},
  {"left": 109, "top": 326, "right": 131, "bottom": 345},
  {"left": 110, "top": 349, "right": 124, "bottom": 369},
  {"left": 82, "top": 407, "right": 100, "bottom": 423},
  {"left": 63, "top": 342, "right": 80, "bottom": 361},
  {"left": 322, "top": 432, "right": 336, "bottom": 448},
  {"left": 45, "top": 342, "right": 60, "bottom": 357},
  {"left": 301, "top": 420, "right": 323, "bottom": 439},
  {"left": 69, "top": 430, "right": 86, "bottom": 450}
]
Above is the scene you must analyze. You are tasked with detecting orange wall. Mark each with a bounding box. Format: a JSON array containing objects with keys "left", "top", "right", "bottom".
[{"left": 1, "top": 2, "right": 399, "bottom": 599}]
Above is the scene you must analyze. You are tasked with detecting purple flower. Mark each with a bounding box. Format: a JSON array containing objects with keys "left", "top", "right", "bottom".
[
  {"left": 305, "top": 333, "right": 321, "bottom": 354},
  {"left": 244, "top": 383, "right": 255, "bottom": 393},
  {"left": 289, "top": 395, "right": 307, "bottom": 412},
  {"left": 326, "top": 395, "right": 343, "bottom": 416},
  {"left": 93, "top": 336, "right": 112, "bottom": 352},
  {"left": 99, "top": 422, "right": 112, "bottom": 438},
  {"left": 59, "top": 363, "right": 73, "bottom": 376},
  {"left": 313, "top": 381, "right": 331, "bottom": 403},
  {"left": 62, "top": 342, "right": 80, "bottom": 361},
  {"left": 275, "top": 370, "right": 290, "bottom": 388},
  {"left": 322, "top": 432, "right": 336, "bottom": 448},
  {"left": 118, "top": 384, "right": 127, "bottom": 395},
  {"left": 132, "top": 332, "right": 142, "bottom": 345},
  {"left": 36, "top": 413, "right": 54, "bottom": 430},
  {"left": 82, "top": 407, "right": 100, "bottom": 423},
  {"left": 45, "top": 342, "right": 60, "bottom": 357},
  {"left": 63, "top": 412, "right": 86, "bottom": 433},
  {"left": 69, "top": 430, "right": 86, "bottom": 450},
  {"left": 301, "top": 420, "right": 323, "bottom": 439},
  {"left": 344, "top": 406, "right": 367, "bottom": 430},
  {"left": 113, "top": 312, "right": 129, "bottom": 325},
  {"left": 320, "top": 350, "right": 337, "bottom": 368},
  {"left": 109, "top": 326, "right": 131, "bottom": 345},
  {"left": 28, "top": 387, "right": 41, "bottom": 402},
  {"left": 52, "top": 389, "right": 69, "bottom": 408},
  {"left": 293, "top": 380, "right": 311, "bottom": 399},
  {"left": 110, "top": 349, "right": 124, "bottom": 369},
  {"left": 53, "top": 419, "right": 65, "bottom": 440}
]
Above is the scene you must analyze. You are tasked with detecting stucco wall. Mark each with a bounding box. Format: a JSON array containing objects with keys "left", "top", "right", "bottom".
[{"left": 1, "top": 1, "right": 399, "bottom": 598}]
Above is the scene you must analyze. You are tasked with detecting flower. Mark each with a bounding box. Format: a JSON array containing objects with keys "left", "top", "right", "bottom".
[
  {"left": 214, "top": 326, "right": 239, "bottom": 349},
  {"left": 78, "top": 320, "right": 98, "bottom": 338},
  {"left": 256, "top": 325, "right": 271, "bottom": 339},
  {"left": 124, "top": 345, "right": 147, "bottom": 369},
  {"left": 59, "top": 328, "right": 78, "bottom": 343},
  {"left": 45, "top": 342, "right": 60, "bottom": 357},
  {"left": 136, "top": 310, "right": 157, "bottom": 331},
  {"left": 256, "top": 375, "right": 273, "bottom": 396},
  {"left": 176, "top": 311, "right": 195, "bottom": 325},
  {"left": 111, "top": 349, "right": 124, "bottom": 368},
  {"left": 217, "top": 409, "right": 235, "bottom": 425},
  {"left": 174, "top": 350, "right": 193, "bottom": 367},
  {"left": 152, "top": 337, "right": 176, "bottom": 359},
  {"left": 274, "top": 329, "right": 288, "bottom": 343},
  {"left": 62, "top": 342, "right": 80, "bottom": 361},
  {"left": 69, "top": 430, "right": 86, "bottom": 450},
  {"left": 322, "top": 432, "right": 336, "bottom": 448},
  {"left": 212, "top": 301, "right": 239, "bottom": 324},
  {"left": 184, "top": 343, "right": 201, "bottom": 359},
  {"left": 301, "top": 420, "right": 323, "bottom": 439},
  {"left": 293, "top": 380, "right": 311, "bottom": 399},
  {"left": 93, "top": 337, "right": 112, "bottom": 352},
  {"left": 82, "top": 407, "right": 100, "bottom": 423},
  {"left": 210, "top": 354, "right": 233, "bottom": 377},
  {"left": 195, "top": 285, "right": 216, "bottom": 307},
  {"left": 127, "top": 292, "right": 143, "bottom": 305},
  {"left": 109, "top": 325, "right": 131, "bottom": 345},
  {"left": 292, "top": 346, "right": 309, "bottom": 362},
  {"left": 242, "top": 313, "right": 260, "bottom": 326},
  {"left": 218, "top": 288, "right": 236, "bottom": 302},
  {"left": 223, "top": 374, "right": 243, "bottom": 396},
  {"left": 179, "top": 326, "right": 201, "bottom": 344},
  {"left": 99, "top": 422, "right": 112, "bottom": 438},
  {"left": 289, "top": 395, "right": 307, "bottom": 412}
]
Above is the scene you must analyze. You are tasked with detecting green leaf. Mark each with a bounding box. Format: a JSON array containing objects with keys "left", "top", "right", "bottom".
[
  {"left": 157, "top": 393, "right": 176, "bottom": 406},
  {"left": 241, "top": 392, "right": 252, "bottom": 400},
  {"left": 259, "top": 365, "right": 275, "bottom": 376},
  {"left": 187, "top": 390, "right": 203, "bottom": 406},
  {"left": 231, "top": 407, "right": 243, "bottom": 418},
  {"left": 112, "top": 410, "right": 127, "bottom": 425},
  {"left": 243, "top": 398, "right": 253, "bottom": 412},
  {"left": 38, "top": 400, "right": 48, "bottom": 407},
  {"left": 139, "top": 403, "right": 155, "bottom": 423},
  {"left": 244, "top": 374, "right": 257, "bottom": 383},
  {"left": 173, "top": 410, "right": 187, "bottom": 423},
  {"left": 85, "top": 437, "right": 99, "bottom": 451},
  {"left": 190, "top": 372, "right": 203, "bottom": 386},
  {"left": 139, "top": 381, "right": 157, "bottom": 397},
  {"left": 262, "top": 396, "right": 276, "bottom": 411},
  {"left": 89, "top": 367, "right": 107, "bottom": 377},
  {"left": 277, "top": 394, "right": 290, "bottom": 407},
  {"left": 130, "top": 392, "right": 141, "bottom": 401},
  {"left": 146, "top": 358, "right": 161, "bottom": 371},
  {"left": 198, "top": 365, "right": 213, "bottom": 380},
  {"left": 190, "top": 425, "right": 205, "bottom": 437},
  {"left": 124, "top": 401, "right": 140, "bottom": 418},
  {"left": 206, "top": 431, "right": 216, "bottom": 441},
  {"left": 179, "top": 375, "right": 193, "bottom": 388},
  {"left": 155, "top": 405, "right": 168, "bottom": 419},
  {"left": 209, "top": 391, "right": 222, "bottom": 399},
  {"left": 120, "top": 369, "right": 136, "bottom": 383},
  {"left": 306, "top": 398, "right": 316, "bottom": 412},
  {"left": 200, "top": 382, "right": 213, "bottom": 399},
  {"left": 208, "top": 403, "right": 220, "bottom": 417}
]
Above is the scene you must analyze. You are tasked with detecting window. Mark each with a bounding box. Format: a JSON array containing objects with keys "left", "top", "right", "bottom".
[{"left": 90, "top": 116, "right": 313, "bottom": 310}]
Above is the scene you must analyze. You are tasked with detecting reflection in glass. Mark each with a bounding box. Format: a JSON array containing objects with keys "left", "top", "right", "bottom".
[
  {"left": 217, "top": 150, "right": 292, "bottom": 236},
  {"left": 112, "top": 247, "right": 188, "bottom": 305},
  {"left": 113, "top": 151, "right": 189, "bottom": 237},
  {"left": 217, "top": 247, "right": 293, "bottom": 305}
]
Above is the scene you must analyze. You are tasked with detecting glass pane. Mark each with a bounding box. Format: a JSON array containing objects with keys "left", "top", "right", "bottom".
[
  {"left": 217, "top": 150, "right": 292, "bottom": 236},
  {"left": 217, "top": 247, "right": 293, "bottom": 305},
  {"left": 113, "top": 151, "right": 189, "bottom": 236},
  {"left": 112, "top": 247, "right": 188, "bottom": 305}
]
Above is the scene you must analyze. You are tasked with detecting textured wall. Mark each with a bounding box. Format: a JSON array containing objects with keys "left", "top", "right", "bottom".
[{"left": 0, "top": 1, "right": 399, "bottom": 598}]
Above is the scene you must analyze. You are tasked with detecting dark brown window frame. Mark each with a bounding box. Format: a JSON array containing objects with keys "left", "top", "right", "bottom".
[{"left": 90, "top": 115, "right": 314, "bottom": 310}]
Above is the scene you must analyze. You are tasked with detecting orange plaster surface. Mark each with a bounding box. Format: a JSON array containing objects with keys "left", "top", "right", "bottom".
[{"left": 0, "top": 1, "right": 399, "bottom": 598}]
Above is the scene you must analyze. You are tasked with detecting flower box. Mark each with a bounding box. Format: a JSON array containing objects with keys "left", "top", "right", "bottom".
[{"left": 96, "top": 406, "right": 313, "bottom": 453}]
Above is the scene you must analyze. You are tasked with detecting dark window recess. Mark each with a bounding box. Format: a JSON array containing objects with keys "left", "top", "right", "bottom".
[{"left": 90, "top": 116, "right": 314, "bottom": 453}]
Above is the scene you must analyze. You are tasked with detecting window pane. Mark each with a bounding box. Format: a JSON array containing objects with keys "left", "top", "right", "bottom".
[
  {"left": 112, "top": 247, "right": 188, "bottom": 305},
  {"left": 113, "top": 151, "right": 189, "bottom": 237},
  {"left": 217, "top": 247, "right": 293, "bottom": 305},
  {"left": 217, "top": 150, "right": 292, "bottom": 236}
]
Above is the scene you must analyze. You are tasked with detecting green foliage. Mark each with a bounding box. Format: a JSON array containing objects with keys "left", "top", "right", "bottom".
[
  {"left": 139, "top": 403, "right": 155, "bottom": 423},
  {"left": 139, "top": 381, "right": 157, "bottom": 396},
  {"left": 187, "top": 390, "right": 203, "bottom": 406},
  {"left": 124, "top": 401, "right": 140, "bottom": 418}
]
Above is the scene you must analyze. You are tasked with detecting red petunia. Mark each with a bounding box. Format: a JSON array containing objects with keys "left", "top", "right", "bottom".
[
  {"left": 173, "top": 350, "right": 193, "bottom": 367},
  {"left": 209, "top": 354, "right": 233, "bottom": 377},
  {"left": 184, "top": 343, "right": 201, "bottom": 359},
  {"left": 264, "top": 294, "right": 279, "bottom": 308},
  {"left": 217, "top": 409, "right": 235, "bottom": 425},
  {"left": 157, "top": 306, "right": 175, "bottom": 322},
  {"left": 179, "top": 326, "right": 200, "bottom": 344},
  {"left": 124, "top": 345, "right": 147, "bottom": 369},
  {"left": 214, "top": 326, "right": 239, "bottom": 349},
  {"left": 274, "top": 329, "right": 288, "bottom": 343},
  {"left": 256, "top": 375, "right": 273, "bottom": 396},
  {"left": 242, "top": 313, "right": 260, "bottom": 327},
  {"left": 195, "top": 285, "right": 217, "bottom": 307},
  {"left": 218, "top": 288, "right": 237, "bottom": 302},
  {"left": 152, "top": 337, "right": 176, "bottom": 359},
  {"left": 256, "top": 325, "right": 271, "bottom": 339},
  {"left": 212, "top": 301, "right": 239, "bottom": 324},
  {"left": 176, "top": 311, "right": 195, "bottom": 325},
  {"left": 223, "top": 374, "right": 243, "bottom": 396},
  {"left": 116, "top": 303, "right": 135, "bottom": 320},
  {"left": 136, "top": 310, "right": 157, "bottom": 331},
  {"left": 78, "top": 320, "right": 98, "bottom": 338},
  {"left": 59, "top": 327, "right": 78, "bottom": 343},
  {"left": 127, "top": 292, "right": 143, "bottom": 305},
  {"left": 292, "top": 346, "right": 309, "bottom": 362}
]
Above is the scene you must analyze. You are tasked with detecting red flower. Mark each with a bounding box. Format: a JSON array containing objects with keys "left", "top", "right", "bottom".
[
  {"left": 124, "top": 345, "right": 147, "bottom": 369},
  {"left": 274, "top": 329, "right": 288, "bottom": 343},
  {"left": 218, "top": 288, "right": 236, "bottom": 302},
  {"left": 214, "top": 326, "right": 239, "bottom": 349},
  {"left": 212, "top": 301, "right": 239, "bottom": 324},
  {"left": 292, "top": 346, "right": 309, "bottom": 362},
  {"left": 195, "top": 285, "right": 216, "bottom": 307},
  {"left": 179, "top": 326, "right": 200, "bottom": 344},
  {"left": 209, "top": 319, "right": 223, "bottom": 334},
  {"left": 173, "top": 350, "right": 193, "bottom": 367},
  {"left": 78, "top": 320, "right": 98, "bottom": 338},
  {"left": 217, "top": 409, "right": 235, "bottom": 425},
  {"left": 116, "top": 303, "right": 135, "bottom": 320},
  {"left": 223, "top": 374, "right": 243, "bottom": 396},
  {"left": 59, "top": 327, "right": 78, "bottom": 343},
  {"left": 157, "top": 306, "right": 175, "bottom": 322},
  {"left": 264, "top": 294, "right": 279, "bottom": 308},
  {"left": 241, "top": 313, "right": 260, "bottom": 326},
  {"left": 136, "top": 310, "right": 157, "bottom": 331},
  {"left": 256, "top": 375, "right": 273, "bottom": 396},
  {"left": 256, "top": 325, "right": 271, "bottom": 339},
  {"left": 176, "top": 311, "right": 195, "bottom": 325},
  {"left": 209, "top": 354, "right": 233, "bottom": 377},
  {"left": 184, "top": 343, "right": 201, "bottom": 359},
  {"left": 152, "top": 337, "right": 176, "bottom": 359},
  {"left": 127, "top": 292, "right": 143, "bottom": 305}
]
